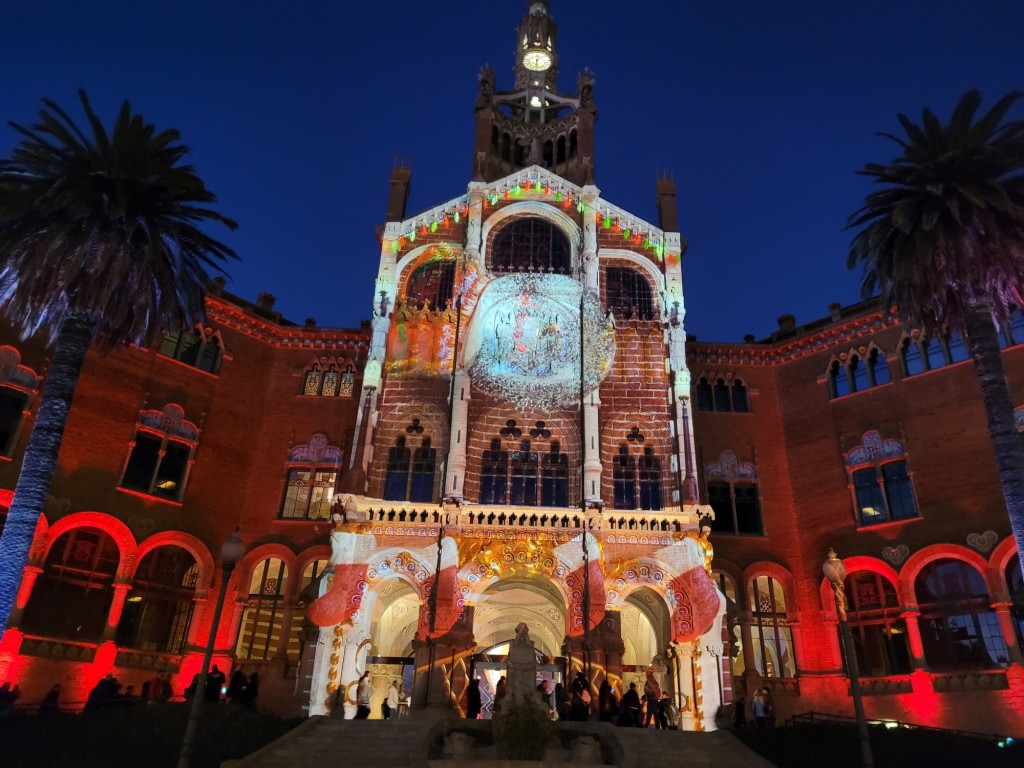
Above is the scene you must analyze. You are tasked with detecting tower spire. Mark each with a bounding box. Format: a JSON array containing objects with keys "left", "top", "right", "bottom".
[{"left": 471, "top": 0, "right": 597, "bottom": 185}]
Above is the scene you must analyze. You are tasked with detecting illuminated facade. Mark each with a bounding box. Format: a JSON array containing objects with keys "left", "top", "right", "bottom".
[{"left": 0, "top": 0, "right": 1022, "bottom": 737}]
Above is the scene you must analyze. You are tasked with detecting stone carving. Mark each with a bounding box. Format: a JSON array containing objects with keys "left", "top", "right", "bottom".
[
  {"left": 881, "top": 544, "right": 910, "bottom": 566},
  {"left": 966, "top": 530, "right": 998, "bottom": 553}
]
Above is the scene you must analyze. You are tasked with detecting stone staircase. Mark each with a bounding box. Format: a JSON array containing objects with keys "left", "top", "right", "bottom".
[
  {"left": 614, "top": 727, "right": 777, "bottom": 768},
  {"left": 222, "top": 718, "right": 435, "bottom": 768},
  {"left": 224, "top": 718, "right": 776, "bottom": 768}
]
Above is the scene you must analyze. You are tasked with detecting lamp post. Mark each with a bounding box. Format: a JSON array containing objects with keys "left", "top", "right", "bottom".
[
  {"left": 177, "top": 529, "right": 245, "bottom": 768},
  {"left": 822, "top": 549, "right": 874, "bottom": 768}
]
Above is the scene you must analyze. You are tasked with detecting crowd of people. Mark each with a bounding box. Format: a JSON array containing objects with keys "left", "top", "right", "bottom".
[
  {"left": 0, "top": 664, "right": 263, "bottom": 717},
  {"left": 465, "top": 668, "right": 680, "bottom": 728}
]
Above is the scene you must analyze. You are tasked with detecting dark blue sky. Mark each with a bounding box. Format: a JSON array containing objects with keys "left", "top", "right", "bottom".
[{"left": 3, "top": 1, "right": 1021, "bottom": 342}]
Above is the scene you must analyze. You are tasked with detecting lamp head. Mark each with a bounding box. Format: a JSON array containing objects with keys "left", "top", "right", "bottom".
[
  {"left": 822, "top": 548, "right": 846, "bottom": 584},
  {"left": 221, "top": 528, "right": 246, "bottom": 568}
]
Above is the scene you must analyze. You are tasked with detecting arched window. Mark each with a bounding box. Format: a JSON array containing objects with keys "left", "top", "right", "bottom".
[
  {"left": 410, "top": 438, "right": 437, "bottom": 502},
  {"left": 901, "top": 337, "right": 924, "bottom": 376},
  {"left": 120, "top": 404, "right": 198, "bottom": 502},
  {"left": 731, "top": 380, "right": 750, "bottom": 413},
  {"left": 696, "top": 378, "right": 713, "bottom": 412},
  {"left": 0, "top": 386, "right": 28, "bottom": 457},
  {"left": 480, "top": 439, "right": 509, "bottom": 504},
  {"left": 604, "top": 266, "right": 655, "bottom": 321},
  {"left": 638, "top": 446, "right": 662, "bottom": 510},
  {"left": 280, "top": 434, "right": 341, "bottom": 520},
  {"left": 236, "top": 558, "right": 289, "bottom": 660},
  {"left": 1007, "top": 555, "right": 1024, "bottom": 652},
  {"left": 384, "top": 436, "right": 412, "bottom": 501},
  {"left": 510, "top": 440, "right": 539, "bottom": 506},
  {"left": 830, "top": 359, "right": 851, "bottom": 397},
  {"left": 705, "top": 450, "right": 762, "bottom": 535},
  {"left": 697, "top": 376, "right": 749, "bottom": 412},
  {"left": 749, "top": 576, "right": 796, "bottom": 677},
  {"left": 116, "top": 546, "right": 198, "bottom": 653},
  {"left": 713, "top": 379, "right": 731, "bottom": 411},
  {"left": 490, "top": 218, "right": 571, "bottom": 275},
  {"left": 713, "top": 571, "right": 744, "bottom": 676},
  {"left": 916, "top": 559, "right": 1007, "bottom": 670},
  {"left": 405, "top": 260, "right": 455, "bottom": 311},
  {"left": 869, "top": 348, "right": 890, "bottom": 386},
  {"left": 541, "top": 442, "right": 569, "bottom": 507},
  {"left": 843, "top": 571, "right": 911, "bottom": 676},
  {"left": 290, "top": 559, "right": 330, "bottom": 661},
  {"left": 159, "top": 326, "right": 223, "bottom": 374},
  {"left": 612, "top": 445, "right": 637, "bottom": 509},
  {"left": 0, "top": 347, "right": 37, "bottom": 457},
  {"left": 21, "top": 527, "right": 120, "bottom": 642},
  {"left": 846, "top": 431, "right": 918, "bottom": 526}
]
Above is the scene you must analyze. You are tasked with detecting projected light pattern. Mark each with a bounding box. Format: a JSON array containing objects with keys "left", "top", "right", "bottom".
[{"left": 464, "top": 274, "right": 615, "bottom": 410}]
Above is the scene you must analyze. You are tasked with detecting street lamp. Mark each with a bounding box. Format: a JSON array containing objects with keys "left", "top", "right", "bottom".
[
  {"left": 822, "top": 549, "right": 874, "bottom": 768},
  {"left": 177, "top": 529, "right": 246, "bottom": 768}
]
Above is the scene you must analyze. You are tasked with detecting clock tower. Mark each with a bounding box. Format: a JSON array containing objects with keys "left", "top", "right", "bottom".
[{"left": 473, "top": 0, "right": 596, "bottom": 186}]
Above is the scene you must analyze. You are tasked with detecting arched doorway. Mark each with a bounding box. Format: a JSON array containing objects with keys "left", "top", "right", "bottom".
[
  {"left": 620, "top": 586, "right": 672, "bottom": 702},
  {"left": 470, "top": 576, "right": 567, "bottom": 718},
  {"left": 366, "top": 580, "right": 419, "bottom": 718}
]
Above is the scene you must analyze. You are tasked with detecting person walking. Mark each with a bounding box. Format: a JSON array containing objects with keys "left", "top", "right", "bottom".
[
  {"left": 385, "top": 679, "right": 400, "bottom": 720},
  {"left": 355, "top": 672, "right": 372, "bottom": 719}
]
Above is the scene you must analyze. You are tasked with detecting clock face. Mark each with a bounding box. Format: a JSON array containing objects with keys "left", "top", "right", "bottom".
[{"left": 522, "top": 50, "right": 552, "bottom": 72}]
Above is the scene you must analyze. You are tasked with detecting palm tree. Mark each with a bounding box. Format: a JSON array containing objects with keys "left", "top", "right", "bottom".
[
  {"left": 0, "top": 92, "right": 237, "bottom": 630},
  {"left": 847, "top": 90, "right": 1024, "bottom": 575}
]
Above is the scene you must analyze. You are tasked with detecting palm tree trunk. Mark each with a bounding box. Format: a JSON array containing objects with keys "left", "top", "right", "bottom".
[
  {"left": 0, "top": 315, "right": 95, "bottom": 631},
  {"left": 963, "top": 301, "right": 1024, "bottom": 579}
]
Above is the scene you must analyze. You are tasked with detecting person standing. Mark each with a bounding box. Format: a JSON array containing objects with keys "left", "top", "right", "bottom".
[
  {"left": 493, "top": 677, "right": 507, "bottom": 715},
  {"left": 619, "top": 682, "right": 641, "bottom": 727},
  {"left": 386, "top": 679, "right": 400, "bottom": 720},
  {"left": 733, "top": 697, "right": 747, "bottom": 730},
  {"left": 554, "top": 682, "right": 570, "bottom": 721},
  {"left": 465, "top": 678, "right": 482, "bottom": 719},
  {"left": 205, "top": 665, "right": 226, "bottom": 703},
  {"left": 642, "top": 669, "right": 661, "bottom": 728},
  {"left": 751, "top": 688, "right": 767, "bottom": 729},
  {"left": 38, "top": 684, "right": 61, "bottom": 715},
  {"left": 355, "top": 672, "right": 372, "bottom": 719}
]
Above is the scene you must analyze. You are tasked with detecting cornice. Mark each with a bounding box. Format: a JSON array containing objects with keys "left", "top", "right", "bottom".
[
  {"left": 206, "top": 296, "right": 370, "bottom": 354},
  {"left": 687, "top": 309, "right": 899, "bottom": 368}
]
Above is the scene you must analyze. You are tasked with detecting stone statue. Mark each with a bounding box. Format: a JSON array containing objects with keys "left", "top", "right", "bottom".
[{"left": 498, "top": 622, "right": 547, "bottom": 715}]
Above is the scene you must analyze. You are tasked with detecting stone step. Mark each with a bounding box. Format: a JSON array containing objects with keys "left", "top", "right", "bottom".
[{"left": 225, "top": 717, "right": 776, "bottom": 768}]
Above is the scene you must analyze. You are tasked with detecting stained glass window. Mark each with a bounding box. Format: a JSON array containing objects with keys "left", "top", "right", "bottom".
[
  {"left": 749, "top": 576, "right": 796, "bottom": 677},
  {"left": 236, "top": 559, "right": 289, "bottom": 660},
  {"left": 491, "top": 218, "right": 571, "bottom": 275}
]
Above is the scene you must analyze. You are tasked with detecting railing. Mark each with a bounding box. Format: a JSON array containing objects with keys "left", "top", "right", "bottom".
[
  {"left": 20, "top": 636, "right": 98, "bottom": 663},
  {"left": 785, "top": 711, "right": 1006, "bottom": 741},
  {"left": 114, "top": 648, "right": 184, "bottom": 672},
  {"left": 356, "top": 500, "right": 700, "bottom": 535},
  {"left": 931, "top": 670, "right": 1009, "bottom": 692}
]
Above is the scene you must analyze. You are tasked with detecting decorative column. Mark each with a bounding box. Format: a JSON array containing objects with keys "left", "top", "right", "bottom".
[
  {"left": 101, "top": 582, "right": 132, "bottom": 642},
  {"left": 4, "top": 564, "right": 42, "bottom": 629},
  {"left": 185, "top": 594, "right": 208, "bottom": 648},
  {"left": 581, "top": 185, "right": 600, "bottom": 290},
  {"left": 738, "top": 609, "right": 756, "bottom": 692},
  {"left": 901, "top": 608, "right": 928, "bottom": 669},
  {"left": 992, "top": 601, "right": 1024, "bottom": 664},
  {"left": 583, "top": 390, "right": 602, "bottom": 502},
  {"left": 663, "top": 232, "right": 697, "bottom": 506},
  {"left": 444, "top": 370, "right": 472, "bottom": 499}
]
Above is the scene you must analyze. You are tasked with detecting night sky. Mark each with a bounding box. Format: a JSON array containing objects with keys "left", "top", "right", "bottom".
[{"left": 3, "top": 1, "right": 1021, "bottom": 343}]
